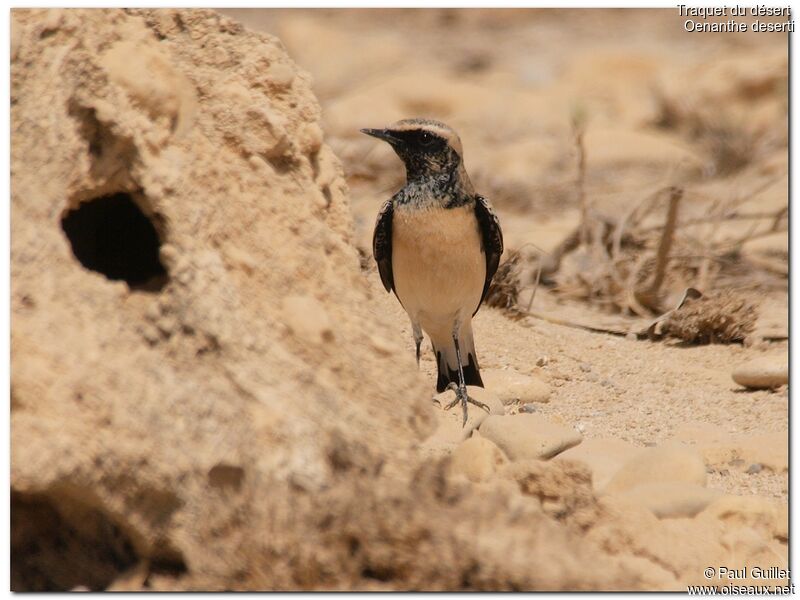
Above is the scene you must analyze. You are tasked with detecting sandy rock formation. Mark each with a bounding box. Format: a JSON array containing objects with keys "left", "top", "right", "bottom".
[{"left": 11, "top": 7, "right": 435, "bottom": 591}]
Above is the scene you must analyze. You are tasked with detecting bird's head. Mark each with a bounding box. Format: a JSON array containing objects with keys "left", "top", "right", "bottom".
[{"left": 361, "top": 119, "right": 468, "bottom": 185}]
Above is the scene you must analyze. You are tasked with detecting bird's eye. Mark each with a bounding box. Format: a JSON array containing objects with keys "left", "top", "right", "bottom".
[{"left": 419, "top": 131, "right": 434, "bottom": 146}]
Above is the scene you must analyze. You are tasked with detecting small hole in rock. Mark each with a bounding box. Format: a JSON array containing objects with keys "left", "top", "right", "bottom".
[
  {"left": 61, "top": 193, "right": 168, "bottom": 291},
  {"left": 208, "top": 464, "right": 245, "bottom": 492},
  {"left": 11, "top": 490, "right": 138, "bottom": 591}
]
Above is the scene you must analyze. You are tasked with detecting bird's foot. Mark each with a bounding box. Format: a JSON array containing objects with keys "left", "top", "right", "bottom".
[{"left": 443, "top": 382, "right": 491, "bottom": 427}]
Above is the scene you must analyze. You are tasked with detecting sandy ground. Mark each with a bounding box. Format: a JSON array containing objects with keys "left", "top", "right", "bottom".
[{"left": 224, "top": 8, "right": 789, "bottom": 502}]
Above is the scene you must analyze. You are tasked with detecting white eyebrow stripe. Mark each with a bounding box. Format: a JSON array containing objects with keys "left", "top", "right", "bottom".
[{"left": 388, "top": 120, "right": 463, "bottom": 156}]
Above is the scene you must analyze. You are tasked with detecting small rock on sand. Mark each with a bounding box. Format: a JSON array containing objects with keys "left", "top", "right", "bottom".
[
  {"left": 732, "top": 356, "right": 788, "bottom": 389},
  {"left": 448, "top": 434, "right": 508, "bottom": 483},
  {"left": 431, "top": 386, "right": 504, "bottom": 443},
  {"left": 479, "top": 414, "right": 582, "bottom": 460},
  {"left": 615, "top": 482, "right": 720, "bottom": 519},
  {"left": 555, "top": 437, "right": 639, "bottom": 491},
  {"left": 481, "top": 368, "right": 551, "bottom": 405},
  {"left": 604, "top": 446, "right": 707, "bottom": 494}
]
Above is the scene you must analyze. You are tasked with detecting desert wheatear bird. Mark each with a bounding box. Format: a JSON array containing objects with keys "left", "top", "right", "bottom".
[{"left": 362, "top": 119, "right": 504, "bottom": 426}]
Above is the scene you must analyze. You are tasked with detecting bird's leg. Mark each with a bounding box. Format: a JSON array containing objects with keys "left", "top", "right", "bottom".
[
  {"left": 443, "top": 324, "right": 490, "bottom": 427},
  {"left": 412, "top": 322, "right": 423, "bottom": 369}
]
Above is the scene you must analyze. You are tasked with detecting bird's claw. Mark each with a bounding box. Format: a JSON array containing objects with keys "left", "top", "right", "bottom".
[{"left": 444, "top": 382, "right": 491, "bottom": 427}]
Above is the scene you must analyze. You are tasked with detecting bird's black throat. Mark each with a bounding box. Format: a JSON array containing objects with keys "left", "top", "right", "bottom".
[{"left": 395, "top": 169, "right": 473, "bottom": 210}]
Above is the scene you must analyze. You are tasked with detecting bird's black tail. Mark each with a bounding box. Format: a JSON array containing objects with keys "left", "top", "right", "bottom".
[
  {"left": 435, "top": 349, "right": 483, "bottom": 392},
  {"left": 432, "top": 322, "right": 484, "bottom": 393}
]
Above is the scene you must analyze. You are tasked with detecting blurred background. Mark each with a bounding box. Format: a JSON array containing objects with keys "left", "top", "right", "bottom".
[{"left": 224, "top": 8, "right": 788, "bottom": 333}]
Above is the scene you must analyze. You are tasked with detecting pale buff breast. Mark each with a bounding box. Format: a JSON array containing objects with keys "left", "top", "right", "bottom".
[{"left": 391, "top": 203, "right": 486, "bottom": 331}]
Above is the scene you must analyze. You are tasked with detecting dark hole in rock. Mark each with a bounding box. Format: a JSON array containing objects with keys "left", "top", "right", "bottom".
[
  {"left": 61, "top": 193, "right": 168, "bottom": 290},
  {"left": 147, "top": 543, "right": 189, "bottom": 582},
  {"left": 11, "top": 491, "right": 138, "bottom": 591},
  {"left": 208, "top": 464, "right": 245, "bottom": 492}
]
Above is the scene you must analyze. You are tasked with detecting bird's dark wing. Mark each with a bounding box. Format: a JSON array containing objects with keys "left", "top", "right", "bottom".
[
  {"left": 372, "top": 198, "right": 394, "bottom": 293},
  {"left": 474, "top": 194, "right": 504, "bottom": 315}
]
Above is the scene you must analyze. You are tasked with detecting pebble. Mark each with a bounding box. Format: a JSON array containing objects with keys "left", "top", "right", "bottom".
[
  {"left": 248, "top": 154, "right": 270, "bottom": 172},
  {"left": 519, "top": 403, "right": 537, "bottom": 413},
  {"left": 556, "top": 437, "right": 639, "bottom": 491},
  {"left": 732, "top": 356, "right": 788, "bottom": 389},
  {"left": 746, "top": 463, "right": 763, "bottom": 474},
  {"left": 267, "top": 62, "right": 295, "bottom": 88},
  {"left": 158, "top": 243, "right": 179, "bottom": 266},
  {"left": 431, "top": 386, "right": 504, "bottom": 443},
  {"left": 616, "top": 482, "right": 720, "bottom": 519},
  {"left": 141, "top": 323, "right": 161, "bottom": 345},
  {"left": 480, "top": 368, "right": 551, "bottom": 406},
  {"left": 448, "top": 434, "right": 508, "bottom": 483},
  {"left": 604, "top": 446, "right": 707, "bottom": 494},
  {"left": 299, "top": 122, "right": 324, "bottom": 155},
  {"left": 41, "top": 9, "right": 64, "bottom": 35},
  {"left": 478, "top": 414, "right": 582, "bottom": 461}
]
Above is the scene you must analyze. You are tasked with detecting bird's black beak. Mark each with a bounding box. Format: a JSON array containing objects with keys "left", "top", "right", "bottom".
[{"left": 360, "top": 128, "right": 401, "bottom": 144}]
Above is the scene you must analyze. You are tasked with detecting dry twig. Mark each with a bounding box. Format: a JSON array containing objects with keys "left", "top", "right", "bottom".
[{"left": 633, "top": 186, "right": 682, "bottom": 312}]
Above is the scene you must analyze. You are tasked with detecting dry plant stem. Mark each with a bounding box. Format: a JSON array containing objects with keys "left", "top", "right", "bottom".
[
  {"left": 649, "top": 186, "right": 682, "bottom": 296},
  {"left": 626, "top": 253, "right": 656, "bottom": 317},
  {"left": 610, "top": 187, "right": 664, "bottom": 289},
  {"left": 526, "top": 262, "right": 542, "bottom": 312},
  {"left": 645, "top": 209, "right": 788, "bottom": 231},
  {"left": 697, "top": 196, "right": 724, "bottom": 291},
  {"left": 771, "top": 205, "right": 788, "bottom": 231},
  {"left": 726, "top": 172, "right": 786, "bottom": 212},
  {"left": 724, "top": 224, "right": 789, "bottom": 250},
  {"left": 746, "top": 254, "right": 789, "bottom": 277},
  {"left": 539, "top": 226, "right": 581, "bottom": 276},
  {"left": 573, "top": 119, "right": 589, "bottom": 246},
  {"left": 634, "top": 186, "right": 682, "bottom": 313},
  {"left": 525, "top": 310, "right": 632, "bottom": 338},
  {"left": 637, "top": 174, "right": 786, "bottom": 235}
]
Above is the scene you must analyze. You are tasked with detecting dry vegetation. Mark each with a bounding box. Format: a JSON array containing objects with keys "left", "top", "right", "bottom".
[{"left": 487, "top": 87, "right": 787, "bottom": 344}]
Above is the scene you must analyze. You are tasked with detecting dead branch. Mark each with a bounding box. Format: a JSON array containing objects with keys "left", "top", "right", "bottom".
[
  {"left": 572, "top": 110, "right": 589, "bottom": 245},
  {"left": 525, "top": 261, "right": 542, "bottom": 313},
  {"left": 633, "top": 186, "right": 682, "bottom": 312},
  {"left": 770, "top": 205, "right": 788, "bottom": 231},
  {"left": 639, "top": 207, "right": 788, "bottom": 233}
]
